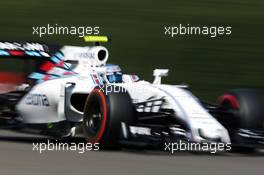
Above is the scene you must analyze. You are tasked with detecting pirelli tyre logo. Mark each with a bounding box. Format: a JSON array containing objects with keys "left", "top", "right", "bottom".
[{"left": 25, "top": 94, "right": 50, "bottom": 107}]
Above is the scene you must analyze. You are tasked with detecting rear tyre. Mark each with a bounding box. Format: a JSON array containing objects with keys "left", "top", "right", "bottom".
[{"left": 83, "top": 86, "right": 135, "bottom": 149}]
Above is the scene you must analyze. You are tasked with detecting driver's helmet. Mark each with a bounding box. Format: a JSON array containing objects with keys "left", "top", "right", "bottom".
[{"left": 104, "top": 64, "right": 122, "bottom": 83}]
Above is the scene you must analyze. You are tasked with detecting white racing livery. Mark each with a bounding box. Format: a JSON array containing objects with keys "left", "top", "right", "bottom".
[{"left": 1, "top": 36, "right": 264, "bottom": 151}]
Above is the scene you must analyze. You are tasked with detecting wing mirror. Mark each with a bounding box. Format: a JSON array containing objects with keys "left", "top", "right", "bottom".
[{"left": 153, "top": 69, "right": 169, "bottom": 84}]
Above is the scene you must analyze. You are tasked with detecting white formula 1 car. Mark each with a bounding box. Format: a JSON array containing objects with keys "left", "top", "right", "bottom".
[{"left": 0, "top": 36, "right": 263, "bottom": 151}]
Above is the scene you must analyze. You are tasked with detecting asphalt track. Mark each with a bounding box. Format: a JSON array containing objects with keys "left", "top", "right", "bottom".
[{"left": 0, "top": 130, "right": 263, "bottom": 175}]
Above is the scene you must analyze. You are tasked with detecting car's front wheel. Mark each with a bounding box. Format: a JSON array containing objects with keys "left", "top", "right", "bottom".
[
  {"left": 83, "top": 86, "right": 135, "bottom": 149},
  {"left": 218, "top": 89, "right": 264, "bottom": 152}
]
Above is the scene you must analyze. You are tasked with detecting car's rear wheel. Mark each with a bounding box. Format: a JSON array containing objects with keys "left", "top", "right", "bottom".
[{"left": 83, "top": 86, "right": 135, "bottom": 149}]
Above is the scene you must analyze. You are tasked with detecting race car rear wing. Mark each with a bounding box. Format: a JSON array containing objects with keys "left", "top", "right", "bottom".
[
  {"left": 0, "top": 42, "right": 61, "bottom": 85},
  {"left": 0, "top": 41, "right": 62, "bottom": 58}
]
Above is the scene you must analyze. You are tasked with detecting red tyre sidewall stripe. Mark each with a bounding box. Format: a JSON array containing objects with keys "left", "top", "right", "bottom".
[
  {"left": 219, "top": 94, "right": 240, "bottom": 109},
  {"left": 88, "top": 89, "right": 107, "bottom": 144}
]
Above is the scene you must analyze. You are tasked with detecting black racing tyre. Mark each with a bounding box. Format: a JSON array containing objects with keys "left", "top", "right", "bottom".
[
  {"left": 83, "top": 86, "right": 135, "bottom": 148},
  {"left": 219, "top": 89, "right": 264, "bottom": 129},
  {"left": 219, "top": 89, "right": 264, "bottom": 152}
]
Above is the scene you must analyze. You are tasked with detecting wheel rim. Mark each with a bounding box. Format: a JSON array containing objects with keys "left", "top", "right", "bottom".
[
  {"left": 84, "top": 101, "right": 103, "bottom": 138},
  {"left": 83, "top": 89, "right": 108, "bottom": 144}
]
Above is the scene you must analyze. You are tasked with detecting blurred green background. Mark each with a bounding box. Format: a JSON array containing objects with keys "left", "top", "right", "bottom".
[{"left": 0, "top": 0, "right": 263, "bottom": 101}]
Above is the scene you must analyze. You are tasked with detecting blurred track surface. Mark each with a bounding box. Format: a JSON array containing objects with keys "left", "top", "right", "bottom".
[{"left": 0, "top": 130, "right": 263, "bottom": 175}]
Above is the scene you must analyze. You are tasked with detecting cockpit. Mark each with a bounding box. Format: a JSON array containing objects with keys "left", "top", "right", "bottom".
[
  {"left": 106, "top": 72, "right": 123, "bottom": 83},
  {"left": 103, "top": 64, "right": 123, "bottom": 83}
]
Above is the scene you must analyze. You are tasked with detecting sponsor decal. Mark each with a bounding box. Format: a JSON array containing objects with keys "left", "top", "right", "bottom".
[
  {"left": 129, "top": 126, "right": 151, "bottom": 136},
  {"left": 25, "top": 94, "right": 50, "bottom": 106},
  {"left": 75, "top": 52, "right": 95, "bottom": 59}
]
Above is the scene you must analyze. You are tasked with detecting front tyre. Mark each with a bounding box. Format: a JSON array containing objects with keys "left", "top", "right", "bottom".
[
  {"left": 218, "top": 89, "right": 264, "bottom": 152},
  {"left": 83, "top": 86, "right": 135, "bottom": 148},
  {"left": 219, "top": 89, "right": 264, "bottom": 129}
]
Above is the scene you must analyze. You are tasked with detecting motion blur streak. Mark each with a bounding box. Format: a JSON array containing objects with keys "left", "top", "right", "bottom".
[
  {"left": 0, "top": 131, "right": 264, "bottom": 175},
  {"left": 0, "top": 0, "right": 263, "bottom": 101},
  {"left": 0, "top": 0, "right": 264, "bottom": 175}
]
